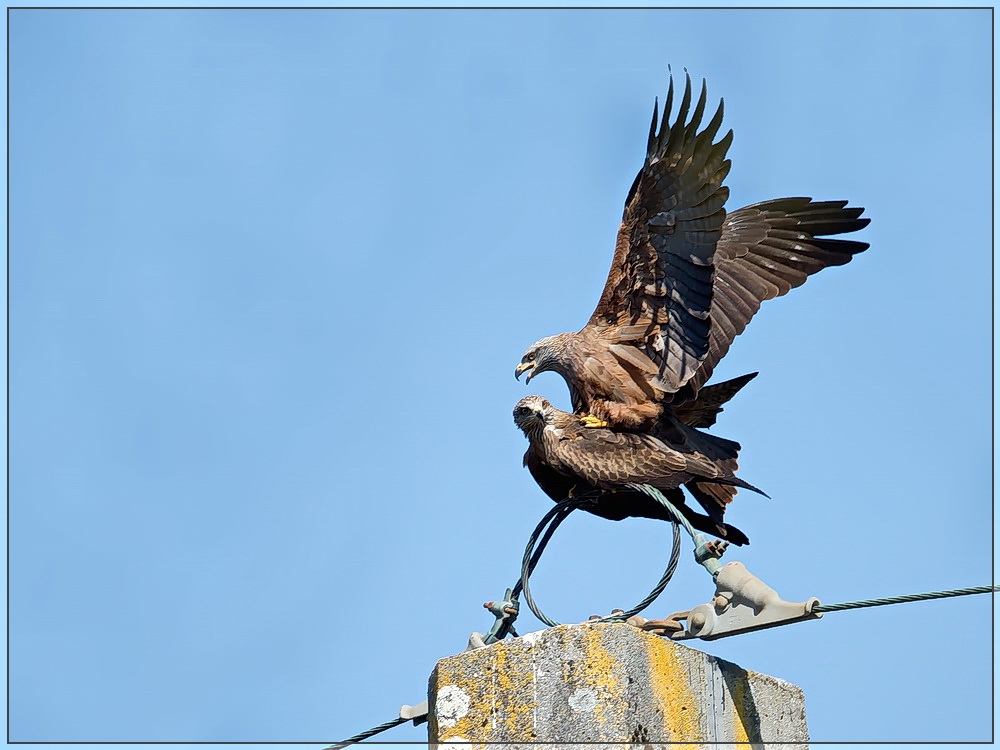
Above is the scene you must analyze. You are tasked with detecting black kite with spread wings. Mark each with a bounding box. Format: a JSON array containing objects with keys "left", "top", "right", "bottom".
[{"left": 515, "top": 74, "right": 870, "bottom": 431}]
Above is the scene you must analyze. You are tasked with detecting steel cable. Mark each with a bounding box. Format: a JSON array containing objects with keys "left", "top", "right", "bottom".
[
  {"left": 518, "top": 495, "right": 682, "bottom": 627},
  {"left": 814, "top": 585, "right": 998, "bottom": 613},
  {"left": 322, "top": 715, "right": 408, "bottom": 749}
]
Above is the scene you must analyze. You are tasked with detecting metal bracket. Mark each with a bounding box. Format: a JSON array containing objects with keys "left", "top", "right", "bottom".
[
  {"left": 693, "top": 536, "right": 728, "bottom": 577},
  {"left": 644, "top": 561, "right": 822, "bottom": 641},
  {"left": 480, "top": 587, "right": 520, "bottom": 645}
]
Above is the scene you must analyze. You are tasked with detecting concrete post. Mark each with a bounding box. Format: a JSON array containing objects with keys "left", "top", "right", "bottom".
[{"left": 428, "top": 622, "right": 808, "bottom": 747}]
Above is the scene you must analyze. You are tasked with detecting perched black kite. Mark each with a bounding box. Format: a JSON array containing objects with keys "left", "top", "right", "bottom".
[
  {"left": 515, "top": 74, "right": 870, "bottom": 431},
  {"left": 513, "top": 393, "right": 765, "bottom": 544}
]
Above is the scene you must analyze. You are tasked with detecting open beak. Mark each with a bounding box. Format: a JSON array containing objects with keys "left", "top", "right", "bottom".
[{"left": 515, "top": 362, "right": 536, "bottom": 383}]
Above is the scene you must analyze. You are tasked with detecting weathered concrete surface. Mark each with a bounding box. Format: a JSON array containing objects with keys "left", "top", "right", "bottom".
[{"left": 428, "top": 622, "right": 807, "bottom": 747}]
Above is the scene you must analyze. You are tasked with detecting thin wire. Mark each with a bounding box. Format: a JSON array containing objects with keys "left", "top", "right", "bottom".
[
  {"left": 322, "top": 715, "right": 408, "bottom": 750},
  {"left": 514, "top": 496, "right": 587, "bottom": 600},
  {"left": 814, "top": 585, "right": 998, "bottom": 613},
  {"left": 519, "top": 495, "right": 682, "bottom": 627},
  {"left": 594, "top": 519, "right": 681, "bottom": 623},
  {"left": 518, "top": 497, "right": 591, "bottom": 626},
  {"left": 480, "top": 498, "right": 589, "bottom": 644}
]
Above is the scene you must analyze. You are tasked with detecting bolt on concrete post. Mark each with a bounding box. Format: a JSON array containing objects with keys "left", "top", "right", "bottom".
[{"left": 428, "top": 622, "right": 808, "bottom": 747}]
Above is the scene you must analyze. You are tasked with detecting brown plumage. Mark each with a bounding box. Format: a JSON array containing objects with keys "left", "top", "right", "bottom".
[
  {"left": 523, "top": 451, "right": 750, "bottom": 545},
  {"left": 646, "top": 373, "right": 757, "bottom": 528},
  {"left": 513, "top": 385, "right": 766, "bottom": 544},
  {"left": 515, "top": 74, "right": 870, "bottom": 430}
]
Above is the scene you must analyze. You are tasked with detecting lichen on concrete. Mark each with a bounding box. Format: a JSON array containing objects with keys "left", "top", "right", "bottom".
[{"left": 428, "top": 622, "right": 809, "bottom": 747}]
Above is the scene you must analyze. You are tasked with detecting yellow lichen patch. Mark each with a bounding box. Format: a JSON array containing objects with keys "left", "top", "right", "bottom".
[
  {"left": 488, "top": 637, "right": 536, "bottom": 739},
  {"left": 646, "top": 637, "right": 703, "bottom": 741},
  {"left": 432, "top": 648, "right": 487, "bottom": 741},
  {"left": 577, "top": 624, "right": 627, "bottom": 727},
  {"left": 432, "top": 638, "right": 537, "bottom": 743}
]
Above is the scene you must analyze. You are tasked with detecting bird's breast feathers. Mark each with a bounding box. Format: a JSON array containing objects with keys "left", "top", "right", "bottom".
[{"left": 544, "top": 426, "right": 567, "bottom": 440}]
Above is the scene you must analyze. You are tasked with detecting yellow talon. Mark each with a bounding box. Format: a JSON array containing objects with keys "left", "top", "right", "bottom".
[{"left": 580, "top": 415, "right": 609, "bottom": 429}]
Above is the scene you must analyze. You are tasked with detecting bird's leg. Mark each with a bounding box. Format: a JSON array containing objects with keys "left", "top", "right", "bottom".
[
  {"left": 579, "top": 414, "right": 610, "bottom": 428},
  {"left": 599, "top": 400, "right": 662, "bottom": 430}
]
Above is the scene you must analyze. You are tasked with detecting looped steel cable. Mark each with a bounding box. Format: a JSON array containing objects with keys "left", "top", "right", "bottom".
[
  {"left": 587, "top": 518, "right": 682, "bottom": 625},
  {"left": 518, "top": 495, "right": 682, "bottom": 627}
]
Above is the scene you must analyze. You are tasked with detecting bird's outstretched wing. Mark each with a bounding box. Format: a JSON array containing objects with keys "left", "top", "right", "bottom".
[
  {"left": 587, "top": 73, "right": 733, "bottom": 393},
  {"left": 683, "top": 197, "right": 871, "bottom": 396}
]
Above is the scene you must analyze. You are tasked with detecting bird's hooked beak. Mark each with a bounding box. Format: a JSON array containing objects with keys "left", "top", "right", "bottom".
[{"left": 515, "top": 361, "right": 536, "bottom": 383}]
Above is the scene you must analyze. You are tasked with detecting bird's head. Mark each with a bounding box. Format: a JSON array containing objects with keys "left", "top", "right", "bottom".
[
  {"left": 512, "top": 395, "right": 552, "bottom": 436},
  {"left": 514, "top": 334, "right": 571, "bottom": 384}
]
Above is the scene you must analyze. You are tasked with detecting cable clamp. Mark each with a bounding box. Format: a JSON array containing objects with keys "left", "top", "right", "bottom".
[
  {"left": 471, "top": 587, "right": 520, "bottom": 648},
  {"left": 399, "top": 700, "right": 429, "bottom": 726},
  {"left": 642, "top": 561, "right": 822, "bottom": 641}
]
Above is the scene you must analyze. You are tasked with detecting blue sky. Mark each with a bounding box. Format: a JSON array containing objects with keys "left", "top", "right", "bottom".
[{"left": 7, "top": 6, "right": 994, "bottom": 748}]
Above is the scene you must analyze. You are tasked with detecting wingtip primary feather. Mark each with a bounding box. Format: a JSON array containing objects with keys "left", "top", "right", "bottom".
[
  {"left": 668, "top": 73, "right": 695, "bottom": 143},
  {"left": 662, "top": 75, "right": 675, "bottom": 140},
  {"left": 685, "top": 78, "right": 709, "bottom": 139},
  {"left": 647, "top": 98, "right": 660, "bottom": 156}
]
